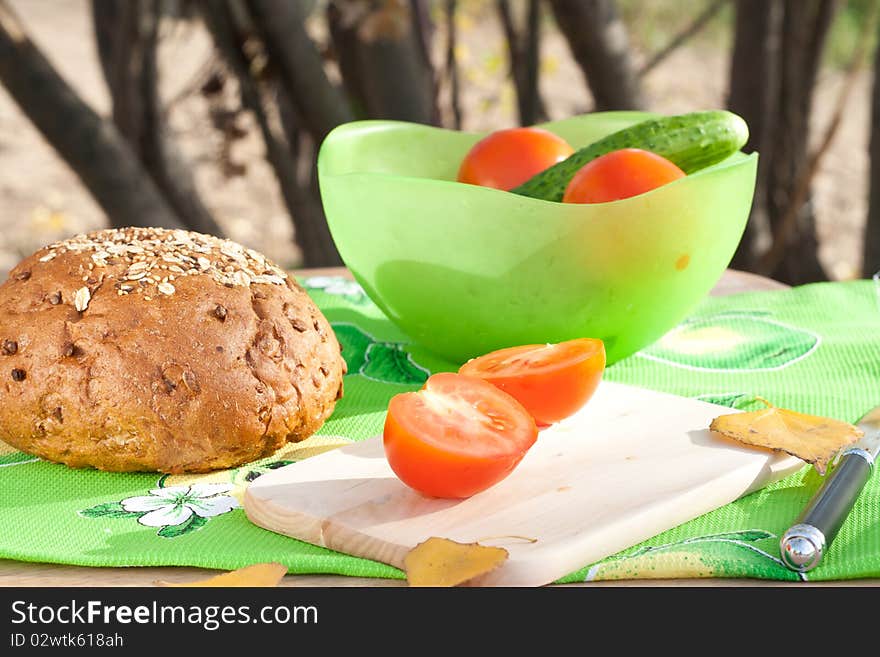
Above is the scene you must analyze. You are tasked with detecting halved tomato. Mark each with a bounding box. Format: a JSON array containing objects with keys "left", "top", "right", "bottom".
[
  {"left": 458, "top": 338, "right": 606, "bottom": 425},
  {"left": 383, "top": 372, "right": 538, "bottom": 499}
]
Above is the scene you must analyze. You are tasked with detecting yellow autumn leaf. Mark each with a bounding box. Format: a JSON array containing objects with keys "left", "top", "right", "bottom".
[
  {"left": 456, "top": 12, "right": 474, "bottom": 31},
  {"left": 483, "top": 51, "right": 503, "bottom": 75},
  {"left": 404, "top": 538, "right": 508, "bottom": 587},
  {"left": 157, "top": 562, "right": 287, "bottom": 587},
  {"left": 540, "top": 54, "right": 560, "bottom": 76},
  {"left": 709, "top": 399, "right": 862, "bottom": 475}
]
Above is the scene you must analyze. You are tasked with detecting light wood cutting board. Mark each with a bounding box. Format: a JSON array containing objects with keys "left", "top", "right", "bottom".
[{"left": 244, "top": 381, "right": 803, "bottom": 586}]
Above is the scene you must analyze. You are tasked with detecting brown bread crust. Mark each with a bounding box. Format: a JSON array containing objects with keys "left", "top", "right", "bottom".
[{"left": 0, "top": 227, "right": 346, "bottom": 473}]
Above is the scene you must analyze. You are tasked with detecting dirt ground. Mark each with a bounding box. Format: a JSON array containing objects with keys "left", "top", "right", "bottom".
[{"left": 0, "top": 0, "right": 870, "bottom": 280}]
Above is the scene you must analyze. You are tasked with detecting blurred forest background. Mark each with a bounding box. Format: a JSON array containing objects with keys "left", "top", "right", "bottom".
[{"left": 0, "top": 0, "right": 878, "bottom": 285}]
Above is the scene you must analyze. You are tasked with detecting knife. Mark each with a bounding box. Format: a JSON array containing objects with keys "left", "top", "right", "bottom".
[{"left": 779, "top": 404, "right": 880, "bottom": 572}]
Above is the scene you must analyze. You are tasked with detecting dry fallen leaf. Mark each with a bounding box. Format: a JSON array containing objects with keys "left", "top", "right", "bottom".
[
  {"left": 404, "top": 537, "right": 508, "bottom": 587},
  {"left": 157, "top": 562, "right": 287, "bottom": 587},
  {"left": 710, "top": 399, "right": 862, "bottom": 475}
]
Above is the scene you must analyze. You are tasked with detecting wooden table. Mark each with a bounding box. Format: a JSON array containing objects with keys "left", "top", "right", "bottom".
[
  {"left": 297, "top": 267, "right": 791, "bottom": 296},
  {"left": 1, "top": 269, "right": 873, "bottom": 587}
]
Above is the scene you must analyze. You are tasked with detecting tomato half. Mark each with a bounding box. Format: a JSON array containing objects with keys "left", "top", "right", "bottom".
[
  {"left": 383, "top": 372, "right": 538, "bottom": 499},
  {"left": 457, "top": 127, "right": 574, "bottom": 191},
  {"left": 562, "top": 148, "right": 685, "bottom": 204},
  {"left": 458, "top": 338, "right": 606, "bottom": 425}
]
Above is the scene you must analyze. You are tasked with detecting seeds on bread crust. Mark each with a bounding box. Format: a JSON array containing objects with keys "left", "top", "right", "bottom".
[
  {"left": 74, "top": 287, "right": 91, "bottom": 312},
  {"left": 34, "top": 227, "right": 289, "bottom": 308}
]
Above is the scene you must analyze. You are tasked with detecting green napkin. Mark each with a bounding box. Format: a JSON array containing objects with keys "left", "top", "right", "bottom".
[{"left": 1, "top": 276, "right": 878, "bottom": 582}]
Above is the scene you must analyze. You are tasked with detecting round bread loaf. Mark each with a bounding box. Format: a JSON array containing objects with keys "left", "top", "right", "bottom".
[{"left": 0, "top": 227, "right": 346, "bottom": 473}]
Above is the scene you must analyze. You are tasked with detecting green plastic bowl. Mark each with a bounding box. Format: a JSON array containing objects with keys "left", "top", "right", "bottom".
[{"left": 317, "top": 112, "right": 757, "bottom": 365}]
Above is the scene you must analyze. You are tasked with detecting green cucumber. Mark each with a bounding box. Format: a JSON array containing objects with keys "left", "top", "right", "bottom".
[{"left": 511, "top": 110, "right": 749, "bottom": 202}]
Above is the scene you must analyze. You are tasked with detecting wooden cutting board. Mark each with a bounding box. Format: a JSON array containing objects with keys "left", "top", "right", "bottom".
[{"left": 244, "top": 381, "right": 803, "bottom": 586}]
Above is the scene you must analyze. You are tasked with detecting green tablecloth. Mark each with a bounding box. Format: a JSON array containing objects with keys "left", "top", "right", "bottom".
[{"left": 1, "top": 276, "right": 878, "bottom": 582}]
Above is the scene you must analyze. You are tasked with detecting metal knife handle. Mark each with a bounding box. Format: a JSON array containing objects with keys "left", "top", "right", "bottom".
[{"left": 780, "top": 450, "right": 874, "bottom": 572}]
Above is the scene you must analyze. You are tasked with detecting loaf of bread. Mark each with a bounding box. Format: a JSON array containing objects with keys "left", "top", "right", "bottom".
[{"left": 0, "top": 227, "right": 346, "bottom": 473}]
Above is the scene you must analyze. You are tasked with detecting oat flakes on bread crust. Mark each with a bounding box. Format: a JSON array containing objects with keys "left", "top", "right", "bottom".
[{"left": 0, "top": 227, "right": 346, "bottom": 473}]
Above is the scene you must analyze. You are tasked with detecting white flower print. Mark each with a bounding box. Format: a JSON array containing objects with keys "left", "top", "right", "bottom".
[
  {"left": 302, "top": 276, "right": 365, "bottom": 301},
  {"left": 120, "top": 483, "right": 239, "bottom": 528}
]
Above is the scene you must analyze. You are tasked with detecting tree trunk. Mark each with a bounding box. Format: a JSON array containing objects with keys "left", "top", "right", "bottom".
[
  {"left": 523, "top": 0, "right": 542, "bottom": 123},
  {"left": 326, "top": 0, "right": 436, "bottom": 123},
  {"left": 727, "top": 0, "right": 781, "bottom": 271},
  {"left": 0, "top": 0, "right": 184, "bottom": 230},
  {"left": 547, "top": 0, "right": 643, "bottom": 111},
  {"left": 864, "top": 17, "right": 880, "bottom": 277},
  {"left": 764, "top": 0, "right": 836, "bottom": 284},
  {"left": 91, "top": 0, "right": 223, "bottom": 236},
  {"left": 202, "top": 0, "right": 342, "bottom": 267},
  {"left": 245, "top": 0, "right": 353, "bottom": 142},
  {"left": 445, "top": 0, "right": 462, "bottom": 129},
  {"left": 411, "top": 0, "right": 441, "bottom": 125},
  {"left": 496, "top": 0, "right": 547, "bottom": 125}
]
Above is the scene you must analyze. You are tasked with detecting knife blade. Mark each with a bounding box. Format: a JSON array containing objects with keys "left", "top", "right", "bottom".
[{"left": 779, "top": 405, "right": 880, "bottom": 572}]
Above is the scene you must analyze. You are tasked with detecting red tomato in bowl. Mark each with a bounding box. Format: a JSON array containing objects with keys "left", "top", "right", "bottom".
[
  {"left": 458, "top": 338, "right": 606, "bottom": 426},
  {"left": 457, "top": 127, "right": 574, "bottom": 191},
  {"left": 383, "top": 373, "right": 538, "bottom": 499},
  {"left": 562, "top": 148, "right": 685, "bottom": 204}
]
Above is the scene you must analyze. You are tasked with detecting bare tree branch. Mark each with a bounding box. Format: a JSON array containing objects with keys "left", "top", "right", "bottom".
[
  {"left": 496, "top": 0, "right": 547, "bottom": 125},
  {"left": 92, "top": 0, "right": 223, "bottom": 236},
  {"left": 202, "top": 0, "right": 341, "bottom": 266},
  {"left": 760, "top": 0, "right": 877, "bottom": 275},
  {"left": 164, "top": 53, "right": 222, "bottom": 110},
  {"left": 245, "top": 0, "right": 353, "bottom": 141},
  {"left": 638, "top": 0, "right": 728, "bottom": 78},
  {"left": 0, "top": 0, "right": 184, "bottom": 230}
]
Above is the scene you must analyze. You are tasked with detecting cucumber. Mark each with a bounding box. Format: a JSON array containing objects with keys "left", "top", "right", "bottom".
[{"left": 511, "top": 110, "right": 749, "bottom": 202}]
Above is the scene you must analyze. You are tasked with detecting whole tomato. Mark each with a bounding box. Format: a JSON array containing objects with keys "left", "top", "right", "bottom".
[
  {"left": 563, "top": 148, "right": 685, "bottom": 204},
  {"left": 458, "top": 127, "right": 574, "bottom": 191}
]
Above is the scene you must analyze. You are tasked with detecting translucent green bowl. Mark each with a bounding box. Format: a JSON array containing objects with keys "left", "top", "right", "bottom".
[{"left": 317, "top": 112, "right": 757, "bottom": 365}]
